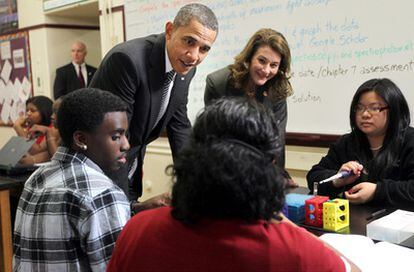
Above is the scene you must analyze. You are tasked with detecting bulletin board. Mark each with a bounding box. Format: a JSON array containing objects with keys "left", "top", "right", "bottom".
[{"left": 0, "top": 30, "right": 32, "bottom": 126}]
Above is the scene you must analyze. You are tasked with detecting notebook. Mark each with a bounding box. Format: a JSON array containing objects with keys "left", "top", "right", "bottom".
[
  {"left": 321, "top": 233, "right": 414, "bottom": 272},
  {"left": 0, "top": 136, "right": 38, "bottom": 175}
]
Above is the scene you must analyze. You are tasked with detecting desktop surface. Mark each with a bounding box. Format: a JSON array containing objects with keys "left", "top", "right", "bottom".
[{"left": 290, "top": 187, "right": 414, "bottom": 249}]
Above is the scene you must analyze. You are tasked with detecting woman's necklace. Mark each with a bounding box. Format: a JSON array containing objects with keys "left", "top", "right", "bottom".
[{"left": 370, "top": 145, "right": 383, "bottom": 151}]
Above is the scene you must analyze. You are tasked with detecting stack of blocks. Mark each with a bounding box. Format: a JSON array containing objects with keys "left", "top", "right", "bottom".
[
  {"left": 323, "top": 198, "right": 349, "bottom": 231},
  {"left": 305, "top": 196, "right": 329, "bottom": 227}
]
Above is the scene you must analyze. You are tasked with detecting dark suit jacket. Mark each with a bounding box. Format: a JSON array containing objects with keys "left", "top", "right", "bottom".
[
  {"left": 90, "top": 33, "right": 194, "bottom": 199},
  {"left": 53, "top": 63, "right": 97, "bottom": 99},
  {"left": 204, "top": 67, "right": 288, "bottom": 169}
]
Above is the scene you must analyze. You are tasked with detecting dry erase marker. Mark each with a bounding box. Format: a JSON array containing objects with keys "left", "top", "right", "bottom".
[{"left": 318, "top": 171, "right": 353, "bottom": 184}]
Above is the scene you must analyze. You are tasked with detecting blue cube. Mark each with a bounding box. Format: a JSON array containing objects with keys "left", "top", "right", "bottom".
[{"left": 285, "top": 193, "right": 313, "bottom": 223}]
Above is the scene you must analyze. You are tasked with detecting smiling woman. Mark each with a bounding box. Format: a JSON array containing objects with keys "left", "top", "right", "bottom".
[
  {"left": 307, "top": 78, "right": 414, "bottom": 207},
  {"left": 204, "top": 28, "right": 294, "bottom": 179}
]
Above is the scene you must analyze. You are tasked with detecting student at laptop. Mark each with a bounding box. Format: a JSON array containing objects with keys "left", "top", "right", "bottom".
[
  {"left": 13, "top": 89, "right": 131, "bottom": 271},
  {"left": 108, "top": 98, "right": 359, "bottom": 272},
  {"left": 19, "top": 97, "right": 63, "bottom": 165},
  {"left": 13, "top": 96, "right": 53, "bottom": 165},
  {"left": 307, "top": 78, "right": 414, "bottom": 206}
]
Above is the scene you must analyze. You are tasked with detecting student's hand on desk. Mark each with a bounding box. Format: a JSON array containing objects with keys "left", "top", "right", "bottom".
[
  {"left": 333, "top": 161, "right": 363, "bottom": 187},
  {"left": 345, "top": 182, "right": 376, "bottom": 204},
  {"left": 132, "top": 192, "right": 171, "bottom": 214}
]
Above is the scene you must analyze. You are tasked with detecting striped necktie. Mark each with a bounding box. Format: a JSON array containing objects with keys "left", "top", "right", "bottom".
[{"left": 153, "top": 70, "right": 175, "bottom": 129}]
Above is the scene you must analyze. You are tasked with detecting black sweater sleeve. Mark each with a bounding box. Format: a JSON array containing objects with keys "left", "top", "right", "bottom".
[{"left": 374, "top": 127, "right": 414, "bottom": 206}]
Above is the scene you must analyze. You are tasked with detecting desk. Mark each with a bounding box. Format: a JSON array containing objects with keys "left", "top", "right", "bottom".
[
  {"left": 290, "top": 187, "right": 414, "bottom": 248},
  {"left": 0, "top": 174, "right": 29, "bottom": 272}
]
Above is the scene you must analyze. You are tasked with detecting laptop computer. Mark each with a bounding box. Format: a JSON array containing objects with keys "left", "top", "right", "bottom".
[{"left": 0, "top": 136, "right": 38, "bottom": 175}]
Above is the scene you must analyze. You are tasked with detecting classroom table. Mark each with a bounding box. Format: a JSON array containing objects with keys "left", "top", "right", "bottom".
[
  {"left": 0, "top": 174, "right": 29, "bottom": 272},
  {"left": 290, "top": 187, "right": 414, "bottom": 248}
]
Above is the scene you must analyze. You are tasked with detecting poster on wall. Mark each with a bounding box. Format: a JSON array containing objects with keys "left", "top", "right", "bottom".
[
  {"left": 0, "top": 0, "right": 18, "bottom": 34},
  {"left": 0, "top": 31, "right": 31, "bottom": 126}
]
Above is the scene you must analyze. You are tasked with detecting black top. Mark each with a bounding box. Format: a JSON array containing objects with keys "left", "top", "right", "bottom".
[
  {"left": 53, "top": 63, "right": 97, "bottom": 99},
  {"left": 307, "top": 127, "right": 414, "bottom": 206}
]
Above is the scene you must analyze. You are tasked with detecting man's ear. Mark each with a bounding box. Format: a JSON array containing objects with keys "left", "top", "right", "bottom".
[
  {"left": 73, "top": 131, "right": 88, "bottom": 151},
  {"left": 165, "top": 21, "right": 174, "bottom": 40}
]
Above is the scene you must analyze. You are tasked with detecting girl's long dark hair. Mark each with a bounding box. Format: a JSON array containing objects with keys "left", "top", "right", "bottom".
[{"left": 349, "top": 78, "right": 410, "bottom": 180}]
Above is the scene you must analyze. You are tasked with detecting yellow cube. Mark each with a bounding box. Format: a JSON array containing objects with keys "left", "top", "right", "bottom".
[{"left": 323, "top": 199, "right": 349, "bottom": 231}]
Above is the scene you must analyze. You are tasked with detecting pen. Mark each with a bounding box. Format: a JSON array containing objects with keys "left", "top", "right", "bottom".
[
  {"left": 318, "top": 171, "right": 353, "bottom": 184},
  {"left": 366, "top": 208, "right": 387, "bottom": 221}
]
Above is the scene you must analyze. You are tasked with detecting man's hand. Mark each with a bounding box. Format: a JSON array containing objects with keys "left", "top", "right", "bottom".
[{"left": 131, "top": 192, "right": 171, "bottom": 214}]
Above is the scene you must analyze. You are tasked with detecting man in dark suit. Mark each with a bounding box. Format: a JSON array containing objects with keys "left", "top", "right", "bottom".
[
  {"left": 90, "top": 3, "right": 218, "bottom": 212},
  {"left": 53, "top": 41, "right": 97, "bottom": 99}
]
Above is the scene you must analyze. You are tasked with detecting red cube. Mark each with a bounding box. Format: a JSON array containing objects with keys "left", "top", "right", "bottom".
[{"left": 305, "top": 196, "right": 329, "bottom": 227}]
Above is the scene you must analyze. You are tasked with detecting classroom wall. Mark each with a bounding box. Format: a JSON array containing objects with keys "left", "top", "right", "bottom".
[
  {"left": 46, "top": 28, "right": 101, "bottom": 92},
  {"left": 17, "top": 0, "right": 45, "bottom": 27},
  {"left": 98, "top": 2, "right": 124, "bottom": 56}
]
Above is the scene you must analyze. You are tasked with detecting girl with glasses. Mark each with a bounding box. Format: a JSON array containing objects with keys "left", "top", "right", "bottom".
[{"left": 307, "top": 78, "right": 414, "bottom": 206}]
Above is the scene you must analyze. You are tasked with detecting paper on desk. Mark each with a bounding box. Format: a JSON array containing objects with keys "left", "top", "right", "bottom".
[{"left": 321, "top": 233, "right": 414, "bottom": 272}]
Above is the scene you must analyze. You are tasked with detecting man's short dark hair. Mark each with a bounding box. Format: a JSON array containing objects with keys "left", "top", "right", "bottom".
[
  {"left": 57, "top": 88, "right": 127, "bottom": 147},
  {"left": 174, "top": 3, "right": 218, "bottom": 33},
  {"left": 171, "top": 97, "right": 285, "bottom": 224}
]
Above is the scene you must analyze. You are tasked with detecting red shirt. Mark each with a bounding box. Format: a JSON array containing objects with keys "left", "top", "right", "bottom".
[{"left": 108, "top": 207, "right": 345, "bottom": 272}]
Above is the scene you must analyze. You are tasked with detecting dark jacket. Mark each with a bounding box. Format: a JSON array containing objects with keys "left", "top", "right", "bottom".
[
  {"left": 90, "top": 33, "right": 194, "bottom": 199},
  {"left": 204, "top": 67, "right": 288, "bottom": 169},
  {"left": 53, "top": 63, "right": 97, "bottom": 99},
  {"left": 307, "top": 127, "right": 414, "bottom": 206}
]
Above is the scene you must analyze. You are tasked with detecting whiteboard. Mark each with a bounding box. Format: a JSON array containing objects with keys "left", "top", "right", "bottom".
[{"left": 124, "top": 0, "right": 414, "bottom": 135}]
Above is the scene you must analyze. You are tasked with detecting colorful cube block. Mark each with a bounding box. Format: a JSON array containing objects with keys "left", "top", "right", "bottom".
[
  {"left": 305, "top": 196, "right": 329, "bottom": 227},
  {"left": 323, "top": 198, "right": 349, "bottom": 231},
  {"left": 285, "top": 193, "right": 313, "bottom": 223}
]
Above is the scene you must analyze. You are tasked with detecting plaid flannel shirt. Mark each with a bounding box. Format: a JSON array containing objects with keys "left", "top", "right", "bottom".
[{"left": 13, "top": 147, "right": 130, "bottom": 272}]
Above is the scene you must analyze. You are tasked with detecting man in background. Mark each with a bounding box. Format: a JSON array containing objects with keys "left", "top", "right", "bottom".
[
  {"left": 90, "top": 3, "right": 218, "bottom": 212},
  {"left": 53, "top": 41, "right": 97, "bottom": 99}
]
